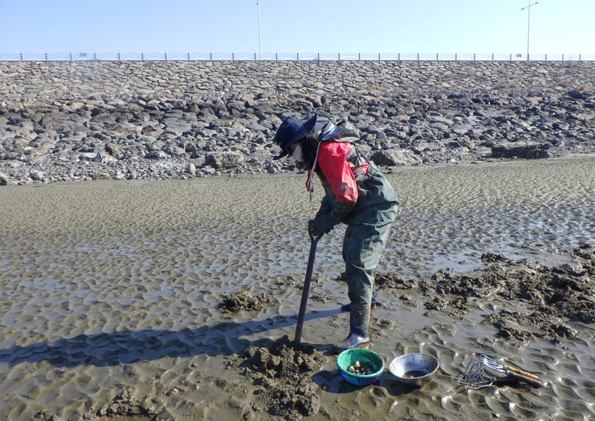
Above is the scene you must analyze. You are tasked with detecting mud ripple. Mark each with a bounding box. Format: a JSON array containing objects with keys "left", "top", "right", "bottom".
[{"left": 1, "top": 156, "right": 595, "bottom": 420}]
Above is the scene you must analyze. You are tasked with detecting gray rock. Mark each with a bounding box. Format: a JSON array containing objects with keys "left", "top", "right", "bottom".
[
  {"left": 145, "top": 151, "right": 169, "bottom": 160},
  {"left": 567, "top": 90, "right": 586, "bottom": 100},
  {"left": 491, "top": 143, "right": 551, "bottom": 159},
  {"left": 204, "top": 152, "right": 244, "bottom": 170},
  {"left": 0, "top": 172, "right": 12, "bottom": 186},
  {"left": 79, "top": 152, "right": 102, "bottom": 162},
  {"left": 105, "top": 143, "right": 124, "bottom": 159},
  {"left": 164, "top": 120, "right": 192, "bottom": 136},
  {"left": 29, "top": 169, "right": 44, "bottom": 181},
  {"left": 184, "top": 163, "right": 196, "bottom": 175},
  {"left": 370, "top": 148, "right": 422, "bottom": 167},
  {"left": 32, "top": 142, "right": 55, "bottom": 155}
]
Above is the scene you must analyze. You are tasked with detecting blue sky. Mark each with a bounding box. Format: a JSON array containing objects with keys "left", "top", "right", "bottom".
[{"left": 0, "top": 0, "right": 594, "bottom": 56}]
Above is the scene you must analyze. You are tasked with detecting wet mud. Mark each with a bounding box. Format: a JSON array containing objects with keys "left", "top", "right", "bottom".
[
  {"left": 219, "top": 290, "right": 274, "bottom": 313},
  {"left": 224, "top": 243, "right": 595, "bottom": 420},
  {"left": 35, "top": 389, "right": 157, "bottom": 420},
  {"left": 1, "top": 156, "right": 595, "bottom": 420},
  {"left": 233, "top": 336, "right": 325, "bottom": 420},
  {"left": 378, "top": 243, "right": 595, "bottom": 343}
]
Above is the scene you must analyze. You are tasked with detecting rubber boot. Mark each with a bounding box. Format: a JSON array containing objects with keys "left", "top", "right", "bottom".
[
  {"left": 334, "top": 304, "right": 371, "bottom": 352},
  {"left": 340, "top": 297, "right": 379, "bottom": 312}
]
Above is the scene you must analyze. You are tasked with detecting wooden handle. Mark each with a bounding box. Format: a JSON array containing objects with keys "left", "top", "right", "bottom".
[
  {"left": 294, "top": 238, "right": 319, "bottom": 346},
  {"left": 508, "top": 366, "right": 541, "bottom": 382},
  {"left": 509, "top": 371, "right": 542, "bottom": 388}
]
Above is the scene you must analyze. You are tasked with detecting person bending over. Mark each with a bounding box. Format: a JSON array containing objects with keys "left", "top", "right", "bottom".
[{"left": 273, "top": 114, "right": 399, "bottom": 351}]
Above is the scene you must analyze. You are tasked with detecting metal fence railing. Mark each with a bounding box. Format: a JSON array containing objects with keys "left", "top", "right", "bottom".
[{"left": 0, "top": 52, "right": 593, "bottom": 62}]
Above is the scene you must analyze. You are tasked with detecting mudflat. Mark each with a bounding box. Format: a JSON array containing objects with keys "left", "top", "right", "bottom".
[{"left": 1, "top": 156, "right": 594, "bottom": 420}]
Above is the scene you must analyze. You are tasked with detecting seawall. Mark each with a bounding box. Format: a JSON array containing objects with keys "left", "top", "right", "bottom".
[{"left": 1, "top": 60, "right": 594, "bottom": 184}]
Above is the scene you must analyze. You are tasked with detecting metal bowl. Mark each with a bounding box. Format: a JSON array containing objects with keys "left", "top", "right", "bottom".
[
  {"left": 389, "top": 353, "right": 439, "bottom": 386},
  {"left": 336, "top": 348, "right": 384, "bottom": 386}
]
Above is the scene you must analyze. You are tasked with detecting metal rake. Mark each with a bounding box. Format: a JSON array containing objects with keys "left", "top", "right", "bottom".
[{"left": 458, "top": 356, "right": 494, "bottom": 390}]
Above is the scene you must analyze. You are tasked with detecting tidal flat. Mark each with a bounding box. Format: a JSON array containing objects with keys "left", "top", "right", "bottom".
[{"left": 1, "top": 156, "right": 594, "bottom": 420}]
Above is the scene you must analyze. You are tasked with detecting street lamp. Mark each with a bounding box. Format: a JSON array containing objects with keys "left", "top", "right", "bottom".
[
  {"left": 521, "top": 1, "right": 538, "bottom": 60},
  {"left": 257, "top": 1, "right": 262, "bottom": 60}
]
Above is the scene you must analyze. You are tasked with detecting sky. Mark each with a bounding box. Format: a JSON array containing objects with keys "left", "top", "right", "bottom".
[{"left": 0, "top": 0, "right": 594, "bottom": 58}]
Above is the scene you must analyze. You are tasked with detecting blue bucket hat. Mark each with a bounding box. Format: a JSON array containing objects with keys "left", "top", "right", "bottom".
[{"left": 273, "top": 114, "right": 318, "bottom": 159}]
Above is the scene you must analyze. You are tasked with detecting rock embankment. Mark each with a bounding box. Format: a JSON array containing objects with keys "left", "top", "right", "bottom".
[{"left": 0, "top": 60, "right": 594, "bottom": 185}]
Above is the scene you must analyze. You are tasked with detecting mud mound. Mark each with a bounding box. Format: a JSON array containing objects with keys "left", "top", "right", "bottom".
[
  {"left": 485, "top": 310, "right": 579, "bottom": 343},
  {"left": 240, "top": 336, "right": 325, "bottom": 420},
  {"left": 379, "top": 244, "right": 595, "bottom": 342},
  {"left": 219, "top": 290, "right": 274, "bottom": 313},
  {"left": 375, "top": 272, "right": 417, "bottom": 290},
  {"left": 93, "top": 389, "right": 155, "bottom": 419},
  {"left": 35, "top": 389, "right": 156, "bottom": 420}
]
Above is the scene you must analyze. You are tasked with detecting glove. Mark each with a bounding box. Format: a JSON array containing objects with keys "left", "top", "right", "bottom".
[{"left": 308, "top": 213, "right": 340, "bottom": 237}]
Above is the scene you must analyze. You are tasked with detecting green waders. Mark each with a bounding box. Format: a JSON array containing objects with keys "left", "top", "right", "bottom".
[{"left": 335, "top": 202, "right": 398, "bottom": 351}]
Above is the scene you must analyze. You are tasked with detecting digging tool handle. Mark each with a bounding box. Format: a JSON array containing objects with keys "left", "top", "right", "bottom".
[
  {"left": 508, "top": 366, "right": 541, "bottom": 382},
  {"left": 294, "top": 236, "right": 320, "bottom": 346},
  {"left": 509, "top": 371, "right": 543, "bottom": 388}
]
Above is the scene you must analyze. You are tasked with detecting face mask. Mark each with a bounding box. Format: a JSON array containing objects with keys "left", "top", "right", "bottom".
[{"left": 292, "top": 143, "right": 304, "bottom": 163}]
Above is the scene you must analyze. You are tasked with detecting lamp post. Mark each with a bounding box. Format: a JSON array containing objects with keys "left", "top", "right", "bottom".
[
  {"left": 521, "top": 1, "right": 538, "bottom": 60},
  {"left": 257, "top": 1, "right": 262, "bottom": 60}
]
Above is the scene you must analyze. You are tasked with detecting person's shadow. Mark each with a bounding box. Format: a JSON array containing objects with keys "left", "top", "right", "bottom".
[{"left": 0, "top": 309, "right": 341, "bottom": 368}]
